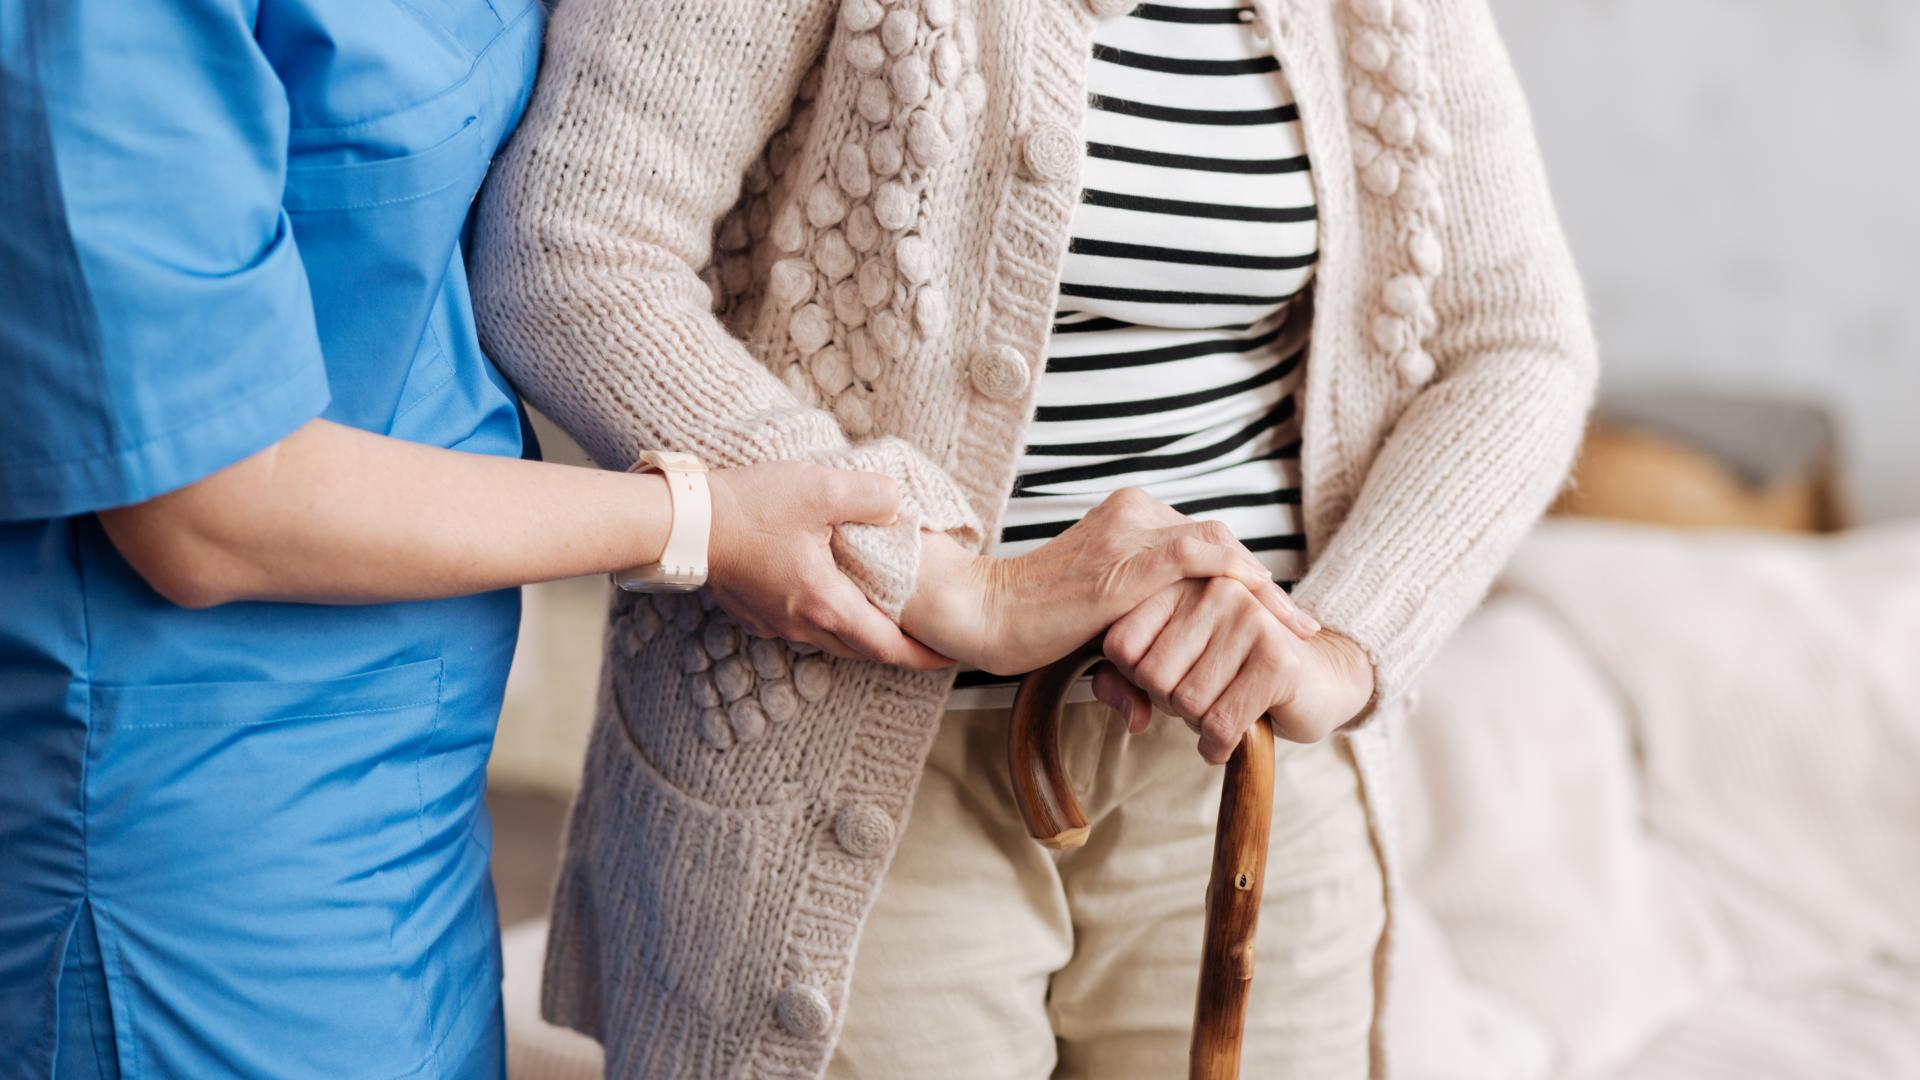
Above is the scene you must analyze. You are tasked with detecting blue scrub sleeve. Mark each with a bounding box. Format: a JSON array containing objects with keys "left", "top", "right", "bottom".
[{"left": 0, "top": 0, "right": 331, "bottom": 521}]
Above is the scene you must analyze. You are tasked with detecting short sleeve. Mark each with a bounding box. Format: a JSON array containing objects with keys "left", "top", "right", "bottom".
[{"left": 0, "top": 0, "right": 330, "bottom": 521}]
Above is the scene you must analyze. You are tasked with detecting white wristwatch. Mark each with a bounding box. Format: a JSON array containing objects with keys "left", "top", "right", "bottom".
[{"left": 613, "top": 450, "right": 712, "bottom": 593}]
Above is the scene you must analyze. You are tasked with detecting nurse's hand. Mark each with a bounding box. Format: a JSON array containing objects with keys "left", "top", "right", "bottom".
[{"left": 705, "top": 462, "right": 951, "bottom": 669}]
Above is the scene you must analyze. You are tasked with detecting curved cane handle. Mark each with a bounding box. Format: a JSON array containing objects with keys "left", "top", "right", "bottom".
[{"left": 1006, "top": 640, "right": 1107, "bottom": 850}]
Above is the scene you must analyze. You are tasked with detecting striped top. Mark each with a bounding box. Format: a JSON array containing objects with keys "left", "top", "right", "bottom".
[{"left": 950, "top": 0, "right": 1318, "bottom": 708}]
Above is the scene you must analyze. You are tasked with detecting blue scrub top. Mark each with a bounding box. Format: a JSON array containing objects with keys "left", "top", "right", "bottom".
[{"left": 0, "top": 1, "right": 544, "bottom": 1075}]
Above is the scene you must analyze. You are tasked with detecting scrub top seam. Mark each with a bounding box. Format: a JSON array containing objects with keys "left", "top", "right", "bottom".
[
  {"left": 404, "top": 660, "right": 446, "bottom": 1076},
  {"left": 72, "top": 539, "right": 136, "bottom": 1077},
  {"left": 113, "top": 698, "right": 440, "bottom": 730},
  {"left": 76, "top": 914, "right": 112, "bottom": 1074},
  {"left": 98, "top": 913, "right": 139, "bottom": 1078},
  {"left": 43, "top": 613, "right": 94, "bottom": 1074},
  {"left": 72, "top": 522, "right": 95, "bottom": 909},
  {"left": 288, "top": 166, "right": 472, "bottom": 214},
  {"left": 284, "top": 0, "right": 542, "bottom": 139},
  {"left": 392, "top": 324, "right": 457, "bottom": 423}
]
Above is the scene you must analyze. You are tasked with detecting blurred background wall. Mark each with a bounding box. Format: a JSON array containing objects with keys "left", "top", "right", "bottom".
[
  {"left": 490, "top": 0, "right": 1920, "bottom": 796},
  {"left": 1489, "top": 0, "right": 1920, "bottom": 522}
]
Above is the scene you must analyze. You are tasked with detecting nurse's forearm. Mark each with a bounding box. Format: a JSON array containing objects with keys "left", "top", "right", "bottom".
[
  {"left": 98, "top": 418, "right": 677, "bottom": 608},
  {"left": 97, "top": 419, "right": 949, "bottom": 668}
]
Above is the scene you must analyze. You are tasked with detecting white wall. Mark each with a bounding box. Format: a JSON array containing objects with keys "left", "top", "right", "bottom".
[{"left": 1488, "top": 0, "right": 1920, "bottom": 520}]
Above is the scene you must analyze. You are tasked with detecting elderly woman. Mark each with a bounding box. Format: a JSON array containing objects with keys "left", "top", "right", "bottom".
[{"left": 472, "top": 0, "right": 1594, "bottom": 1075}]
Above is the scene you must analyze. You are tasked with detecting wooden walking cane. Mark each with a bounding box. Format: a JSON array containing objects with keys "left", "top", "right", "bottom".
[{"left": 1007, "top": 640, "right": 1278, "bottom": 1080}]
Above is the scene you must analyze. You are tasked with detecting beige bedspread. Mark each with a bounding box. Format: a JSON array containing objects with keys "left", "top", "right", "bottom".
[{"left": 1391, "top": 519, "right": 1920, "bottom": 1079}]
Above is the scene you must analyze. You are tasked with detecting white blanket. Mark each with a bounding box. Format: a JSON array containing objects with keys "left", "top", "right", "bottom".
[{"left": 1390, "top": 520, "right": 1920, "bottom": 1079}]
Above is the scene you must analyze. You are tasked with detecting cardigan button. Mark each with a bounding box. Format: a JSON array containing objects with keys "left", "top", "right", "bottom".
[
  {"left": 1083, "top": 0, "right": 1135, "bottom": 15},
  {"left": 833, "top": 802, "right": 896, "bottom": 858},
  {"left": 1020, "top": 123, "right": 1079, "bottom": 183},
  {"left": 969, "top": 345, "right": 1031, "bottom": 402},
  {"left": 776, "top": 984, "right": 834, "bottom": 1039}
]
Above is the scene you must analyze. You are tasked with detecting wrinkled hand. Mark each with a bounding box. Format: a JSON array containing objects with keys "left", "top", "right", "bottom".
[
  {"left": 704, "top": 461, "right": 949, "bottom": 669},
  {"left": 903, "top": 488, "right": 1316, "bottom": 676},
  {"left": 1091, "top": 577, "right": 1375, "bottom": 763}
]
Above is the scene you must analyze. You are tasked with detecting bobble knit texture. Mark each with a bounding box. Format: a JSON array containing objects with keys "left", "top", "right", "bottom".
[{"left": 470, "top": 0, "right": 1596, "bottom": 1075}]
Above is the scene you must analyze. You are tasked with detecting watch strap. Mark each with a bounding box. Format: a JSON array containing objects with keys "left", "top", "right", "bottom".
[
  {"left": 613, "top": 451, "right": 711, "bottom": 592},
  {"left": 653, "top": 465, "right": 711, "bottom": 580}
]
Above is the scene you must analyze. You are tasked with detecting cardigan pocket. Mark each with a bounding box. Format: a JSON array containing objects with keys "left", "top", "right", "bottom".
[{"left": 550, "top": 685, "right": 812, "bottom": 1033}]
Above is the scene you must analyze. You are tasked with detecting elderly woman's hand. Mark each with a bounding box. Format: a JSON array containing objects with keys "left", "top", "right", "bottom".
[
  {"left": 1090, "top": 578, "right": 1375, "bottom": 763},
  {"left": 901, "top": 488, "right": 1318, "bottom": 677}
]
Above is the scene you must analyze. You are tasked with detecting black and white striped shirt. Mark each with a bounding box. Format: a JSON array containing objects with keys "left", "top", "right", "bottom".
[{"left": 951, "top": 0, "right": 1317, "bottom": 708}]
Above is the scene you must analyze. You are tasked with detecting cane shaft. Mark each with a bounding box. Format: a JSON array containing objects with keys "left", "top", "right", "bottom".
[{"left": 1188, "top": 716, "right": 1275, "bottom": 1079}]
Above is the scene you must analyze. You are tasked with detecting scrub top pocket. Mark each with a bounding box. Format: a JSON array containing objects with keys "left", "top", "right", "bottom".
[
  {"left": 285, "top": 117, "right": 492, "bottom": 435},
  {"left": 283, "top": 115, "right": 486, "bottom": 214},
  {"left": 80, "top": 659, "right": 457, "bottom": 1079}
]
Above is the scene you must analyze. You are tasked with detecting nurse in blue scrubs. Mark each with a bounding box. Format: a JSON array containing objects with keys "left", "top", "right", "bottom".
[{"left": 0, "top": 2, "right": 949, "bottom": 1075}]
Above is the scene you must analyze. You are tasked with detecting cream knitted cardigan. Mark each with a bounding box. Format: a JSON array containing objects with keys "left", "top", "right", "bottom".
[{"left": 471, "top": 0, "right": 1595, "bottom": 1074}]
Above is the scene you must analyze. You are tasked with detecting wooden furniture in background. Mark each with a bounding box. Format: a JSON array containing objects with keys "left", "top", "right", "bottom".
[{"left": 1553, "top": 389, "right": 1851, "bottom": 533}]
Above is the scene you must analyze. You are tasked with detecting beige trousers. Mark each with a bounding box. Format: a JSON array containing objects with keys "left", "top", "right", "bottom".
[{"left": 830, "top": 701, "right": 1385, "bottom": 1080}]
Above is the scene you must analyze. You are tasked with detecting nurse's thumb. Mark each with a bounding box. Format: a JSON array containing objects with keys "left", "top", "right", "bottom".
[{"left": 818, "top": 469, "right": 903, "bottom": 527}]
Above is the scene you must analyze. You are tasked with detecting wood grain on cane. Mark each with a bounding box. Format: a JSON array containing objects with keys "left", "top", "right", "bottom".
[{"left": 1189, "top": 715, "right": 1275, "bottom": 1079}]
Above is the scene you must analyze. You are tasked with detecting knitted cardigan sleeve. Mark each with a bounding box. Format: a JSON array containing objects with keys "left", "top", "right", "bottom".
[
  {"left": 1291, "top": 0, "right": 1599, "bottom": 708},
  {"left": 469, "top": 0, "right": 981, "bottom": 616}
]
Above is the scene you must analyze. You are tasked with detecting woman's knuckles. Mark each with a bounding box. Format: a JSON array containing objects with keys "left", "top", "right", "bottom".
[
  {"left": 1200, "top": 575, "right": 1246, "bottom": 610},
  {"left": 1133, "top": 647, "right": 1183, "bottom": 691},
  {"left": 1170, "top": 684, "right": 1213, "bottom": 721},
  {"left": 1103, "top": 629, "right": 1148, "bottom": 669},
  {"left": 1169, "top": 534, "right": 1212, "bottom": 571}
]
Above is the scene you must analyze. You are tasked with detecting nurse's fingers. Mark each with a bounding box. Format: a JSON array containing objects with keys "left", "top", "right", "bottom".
[
  {"left": 809, "top": 573, "right": 952, "bottom": 670},
  {"left": 816, "top": 469, "right": 904, "bottom": 528}
]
